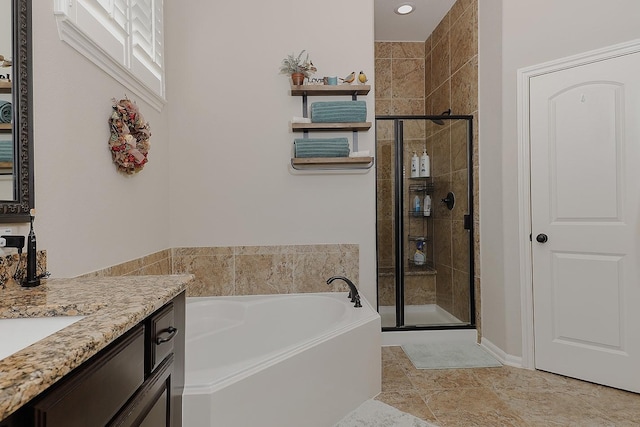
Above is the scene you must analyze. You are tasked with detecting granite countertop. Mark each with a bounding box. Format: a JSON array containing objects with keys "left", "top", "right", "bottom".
[{"left": 0, "top": 274, "right": 194, "bottom": 421}]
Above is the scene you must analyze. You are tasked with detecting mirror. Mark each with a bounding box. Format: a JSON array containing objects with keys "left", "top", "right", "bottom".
[{"left": 0, "top": 0, "right": 32, "bottom": 222}]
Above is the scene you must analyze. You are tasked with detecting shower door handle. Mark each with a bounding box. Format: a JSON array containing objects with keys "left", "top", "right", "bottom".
[{"left": 536, "top": 233, "right": 548, "bottom": 243}]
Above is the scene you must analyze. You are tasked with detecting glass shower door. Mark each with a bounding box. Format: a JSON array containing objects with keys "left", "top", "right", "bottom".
[{"left": 376, "top": 115, "right": 474, "bottom": 330}]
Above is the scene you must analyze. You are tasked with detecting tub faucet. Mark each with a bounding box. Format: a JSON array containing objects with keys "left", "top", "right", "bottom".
[{"left": 326, "top": 276, "right": 362, "bottom": 308}]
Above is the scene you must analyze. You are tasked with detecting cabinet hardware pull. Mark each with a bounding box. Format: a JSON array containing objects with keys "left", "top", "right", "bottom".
[{"left": 155, "top": 326, "right": 177, "bottom": 345}]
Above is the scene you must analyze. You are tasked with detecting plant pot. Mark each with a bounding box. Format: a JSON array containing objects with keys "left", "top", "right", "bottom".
[{"left": 291, "top": 72, "right": 305, "bottom": 86}]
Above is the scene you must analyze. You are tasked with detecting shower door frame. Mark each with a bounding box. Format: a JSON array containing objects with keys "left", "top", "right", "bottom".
[{"left": 376, "top": 115, "right": 476, "bottom": 331}]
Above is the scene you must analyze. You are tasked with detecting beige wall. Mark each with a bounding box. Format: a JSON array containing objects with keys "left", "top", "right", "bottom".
[
  {"left": 479, "top": 0, "right": 640, "bottom": 357},
  {"left": 26, "top": 2, "right": 172, "bottom": 277},
  {"left": 165, "top": 0, "right": 378, "bottom": 303},
  {"left": 0, "top": 1, "right": 377, "bottom": 304}
]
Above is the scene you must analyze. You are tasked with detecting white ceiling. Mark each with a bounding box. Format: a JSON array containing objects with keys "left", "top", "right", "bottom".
[{"left": 374, "top": 0, "right": 456, "bottom": 42}]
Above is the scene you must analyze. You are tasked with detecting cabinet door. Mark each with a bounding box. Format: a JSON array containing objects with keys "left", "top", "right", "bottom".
[
  {"left": 33, "top": 326, "right": 145, "bottom": 427},
  {"left": 109, "top": 354, "right": 173, "bottom": 427}
]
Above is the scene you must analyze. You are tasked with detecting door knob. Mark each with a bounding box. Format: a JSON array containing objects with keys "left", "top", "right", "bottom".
[{"left": 536, "top": 233, "right": 548, "bottom": 243}]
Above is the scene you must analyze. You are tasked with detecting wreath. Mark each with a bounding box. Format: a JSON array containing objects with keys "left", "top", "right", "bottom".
[{"left": 108, "top": 98, "right": 151, "bottom": 174}]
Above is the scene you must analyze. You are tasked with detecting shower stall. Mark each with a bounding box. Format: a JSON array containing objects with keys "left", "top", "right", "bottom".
[{"left": 375, "top": 114, "right": 474, "bottom": 330}]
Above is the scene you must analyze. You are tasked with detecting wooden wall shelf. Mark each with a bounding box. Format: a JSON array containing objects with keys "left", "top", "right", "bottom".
[
  {"left": 290, "top": 84, "right": 370, "bottom": 96},
  {"left": 291, "top": 156, "right": 374, "bottom": 170},
  {"left": 291, "top": 122, "right": 372, "bottom": 132}
]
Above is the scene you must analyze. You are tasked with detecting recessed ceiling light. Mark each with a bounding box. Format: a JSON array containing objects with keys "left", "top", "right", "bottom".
[{"left": 395, "top": 3, "right": 415, "bottom": 15}]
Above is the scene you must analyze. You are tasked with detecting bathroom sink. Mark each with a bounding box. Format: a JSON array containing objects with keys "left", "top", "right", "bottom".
[{"left": 0, "top": 315, "right": 85, "bottom": 360}]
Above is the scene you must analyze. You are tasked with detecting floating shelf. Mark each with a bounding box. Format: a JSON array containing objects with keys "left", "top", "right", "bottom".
[
  {"left": 0, "top": 81, "right": 11, "bottom": 92},
  {"left": 0, "top": 123, "right": 11, "bottom": 132},
  {"left": 292, "top": 122, "right": 372, "bottom": 132},
  {"left": 290, "top": 84, "right": 370, "bottom": 96},
  {"left": 0, "top": 161, "right": 12, "bottom": 169},
  {"left": 291, "top": 156, "right": 374, "bottom": 170}
]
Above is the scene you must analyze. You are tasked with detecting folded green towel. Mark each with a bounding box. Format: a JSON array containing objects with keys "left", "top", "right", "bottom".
[
  {"left": 0, "top": 101, "right": 11, "bottom": 124},
  {"left": 294, "top": 137, "right": 350, "bottom": 158},
  {"left": 293, "top": 138, "right": 349, "bottom": 143},
  {"left": 311, "top": 101, "right": 367, "bottom": 123}
]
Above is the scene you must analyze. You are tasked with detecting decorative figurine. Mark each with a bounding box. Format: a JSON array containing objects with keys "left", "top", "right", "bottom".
[
  {"left": 358, "top": 71, "right": 368, "bottom": 84},
  {"left": 340, "top": 71, "right": 356, "bottom": 84}
]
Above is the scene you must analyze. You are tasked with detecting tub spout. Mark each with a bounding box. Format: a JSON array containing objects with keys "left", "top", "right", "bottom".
[{"left": 326, "top": 276, "right": 362, "bottom": 308}]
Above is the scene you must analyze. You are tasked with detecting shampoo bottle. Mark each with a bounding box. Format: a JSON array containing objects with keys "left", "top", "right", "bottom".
[
  {"left": 410, "top": 152, "right": 419, "bottom": 178},
  {"left": 419, "top": 149, "right": 430, "bottom": 177},
  {"left": 413, "top": 241, "right": 426, "bottom": 266},
  {"left": 424, "top": 194, "right": 431, "bottom": 217},
  {"left": 413, "top": 195, "right": 421, "bottom": 214}
]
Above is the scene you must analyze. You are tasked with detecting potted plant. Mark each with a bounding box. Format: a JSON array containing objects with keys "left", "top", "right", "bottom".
[{"left": 279, "top": 50, "right": 316, "bottom": 85}]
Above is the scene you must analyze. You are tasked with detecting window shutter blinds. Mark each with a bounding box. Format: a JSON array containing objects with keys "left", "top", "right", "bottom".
[
  {"left": 75, "top": 0, "right": 128, "bottom": 64},
  {"left": 131, "top": 0, "right": 164, "bottom": 96},
  {"left": 54, "top": 0, "right": 165, "bottom": 108}
]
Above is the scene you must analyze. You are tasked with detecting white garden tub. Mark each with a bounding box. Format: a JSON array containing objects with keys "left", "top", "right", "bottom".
[{"left": 183, "top": 292, "right": 381, "bottom": 427}]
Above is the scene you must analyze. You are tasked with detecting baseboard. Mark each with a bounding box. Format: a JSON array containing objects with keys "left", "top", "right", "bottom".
[{"left": 480, "top": 337, "right": 524, "bottom": 368}]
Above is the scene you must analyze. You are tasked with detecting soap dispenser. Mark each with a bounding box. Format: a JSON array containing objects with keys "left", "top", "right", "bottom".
[
  {"left": 419, "top": 149, "right": 430, "bottom": 177},
  {"left": 410, "top": 152, "right": 419, "bottom": 178}
]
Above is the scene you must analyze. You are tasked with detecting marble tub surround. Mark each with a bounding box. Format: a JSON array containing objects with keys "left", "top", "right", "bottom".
[
  {"left": 0, "top": 250, "right": 47, "bottom": 288},
  {"left": 0, "top": 274, "right": 193, "bottom": 420},
  {"left": 172, "top": 244, "right": 360, "bottom": 297},
  {"left": 77, "top": 248, "right": 172, "bottom": 278}
]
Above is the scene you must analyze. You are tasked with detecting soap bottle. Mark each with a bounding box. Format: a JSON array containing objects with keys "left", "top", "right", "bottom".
[
  {"left": 413, "top": 241, "right": 426, "bottom": 266},
  {"left": 423, "top": 194, "right": 431, "bottom": 217},
  {"left": 419, "top": 149, "right": 430, "bottom": 177},
  {"left": 410, "top": 152, "right": 419, "bottom": 178},
  {"left": 413, "top": 195, "right": 421, "bottom": 215}
]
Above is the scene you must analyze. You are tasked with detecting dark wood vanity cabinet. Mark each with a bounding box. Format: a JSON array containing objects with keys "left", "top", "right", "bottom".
[{"left": 2, "top": 291, "right": 185, "bottom": 427}]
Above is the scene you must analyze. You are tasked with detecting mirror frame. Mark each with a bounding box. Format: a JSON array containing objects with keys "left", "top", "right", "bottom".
[{"left": 3, "top": 0, "right": 33, "bottom": 222}]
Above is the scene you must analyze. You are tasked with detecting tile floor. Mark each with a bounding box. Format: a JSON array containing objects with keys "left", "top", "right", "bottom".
[{"left": 378, "top": 346, "right": 640, "bottom": 426}]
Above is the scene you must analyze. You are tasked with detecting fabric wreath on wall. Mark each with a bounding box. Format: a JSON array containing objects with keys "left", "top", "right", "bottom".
[{"left": 108, "top": 98, "right": 151, "bottom": 174}]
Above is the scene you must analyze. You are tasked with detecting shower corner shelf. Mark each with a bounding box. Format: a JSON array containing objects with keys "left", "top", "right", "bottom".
[
  {"left": 409, "top": 182, "right": 434, "bottom": 193},
  {"left": 289, "top": 83, "right": 371, "bottom": 171}
]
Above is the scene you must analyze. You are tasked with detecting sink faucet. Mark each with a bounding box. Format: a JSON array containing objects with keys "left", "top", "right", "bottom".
[{"left": 326, "top": 276, "right": 362, "bottom": 308}]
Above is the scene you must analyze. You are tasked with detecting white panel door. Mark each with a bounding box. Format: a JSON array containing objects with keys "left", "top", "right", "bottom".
[{"left": 530, "top": 51, "right": 640, "bottom": 392}]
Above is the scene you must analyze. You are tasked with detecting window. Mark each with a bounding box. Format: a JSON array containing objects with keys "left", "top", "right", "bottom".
[{"left": 54, "top": 0, "right": 165, "bottom": 110}]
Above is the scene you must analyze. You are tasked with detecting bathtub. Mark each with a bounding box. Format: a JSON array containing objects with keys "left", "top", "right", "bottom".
[{"left": 183, "top": 292, "right": 381, "bottom": 427}]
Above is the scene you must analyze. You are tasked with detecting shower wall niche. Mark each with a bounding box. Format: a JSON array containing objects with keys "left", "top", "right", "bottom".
[{"left": 376, "top": 116, "right": 474, "bottom": 329}]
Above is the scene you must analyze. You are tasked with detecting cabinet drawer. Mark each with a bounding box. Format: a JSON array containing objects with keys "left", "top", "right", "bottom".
[
  {"left": 147, "top": 303, "right": 176, "bottom": 373},
  {"left": 33, "top": 326, "right": 145, "bottom": 427}
]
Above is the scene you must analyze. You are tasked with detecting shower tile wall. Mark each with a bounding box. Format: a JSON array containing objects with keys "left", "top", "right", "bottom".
[
  {"left": 375, "top": 0, "right": 479, "bottom": 328},
  {"left": 375, "top": 40, "right": 435, "bottom": 309}
]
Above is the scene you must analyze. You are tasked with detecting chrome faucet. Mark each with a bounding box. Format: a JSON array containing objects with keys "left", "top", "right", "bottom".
[{"left": 326, "top": 276, "right": 362, "bottom": 308}]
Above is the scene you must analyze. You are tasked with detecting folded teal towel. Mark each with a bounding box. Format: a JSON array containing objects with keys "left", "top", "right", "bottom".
[
  {"left": 293, "top": 138, "right": 349, "bottom": 144},
  {"left": 0, "top": 140, "right": 12, "bottom": 162},
  {"left": 311, "top": 101, "right": 366, "bottom": 123},
  {"left": 0, "top": 101, "right": 11, "bottom": 124},
  {"left": 293, "top": 137, "right": 350, "bottom": 158}
]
